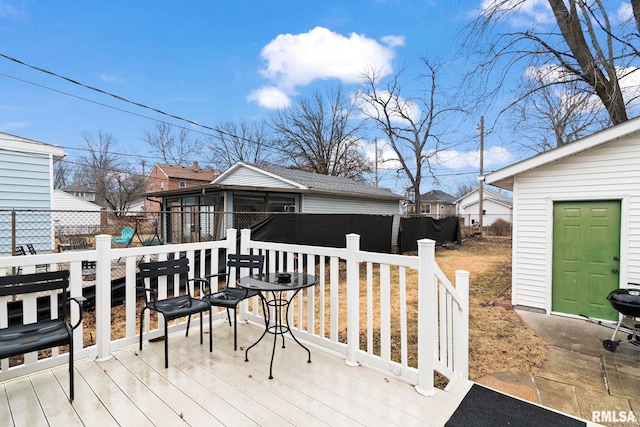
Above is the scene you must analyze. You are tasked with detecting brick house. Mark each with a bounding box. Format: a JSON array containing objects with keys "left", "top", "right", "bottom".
[{"left": 145, "top": 162, "right": 218, "bottom": 212}]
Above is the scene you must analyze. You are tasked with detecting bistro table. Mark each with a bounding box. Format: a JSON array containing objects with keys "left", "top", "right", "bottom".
[{"left": 238, "top": 272, "right": 318, "bottom": 379}]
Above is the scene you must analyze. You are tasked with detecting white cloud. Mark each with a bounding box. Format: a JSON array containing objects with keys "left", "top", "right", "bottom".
[
  {"left": 435, "top": 146, "right": 514, "bottom": 169},
  {"left": 100, "top": 74, "right": 125, "bottom": 83},
  {"left": 250, "top": 26, "right": 403, "bottom": 109},
  {"left": 617, "top": 3, "right": 633, "bottom": 23},
  {"left": 247, "top": 86, "right": 292, "bottom": 109}
]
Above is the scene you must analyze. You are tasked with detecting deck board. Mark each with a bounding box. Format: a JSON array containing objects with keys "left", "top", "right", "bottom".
[{"left": 2, "top": 321, "right": 471, "bottom": 426}]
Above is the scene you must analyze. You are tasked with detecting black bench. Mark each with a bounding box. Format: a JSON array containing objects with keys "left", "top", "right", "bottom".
[{"left": 0, "top": 271, "right": 85, "bottom": 401}]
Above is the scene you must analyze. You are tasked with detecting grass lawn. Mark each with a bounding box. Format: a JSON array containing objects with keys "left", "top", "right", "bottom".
[{"left": 435, "top": 238, "right": 547, "bottom": 380}]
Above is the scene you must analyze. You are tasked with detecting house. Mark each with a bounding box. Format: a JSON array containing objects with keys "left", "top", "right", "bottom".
[
  {"left": 0, "top": 132, "right": 65, "bottom": 253},
  {"left": 418, "top": 189, "right": 456, "bottom": 218},
  {"left": 455, "top": 187, "right": 513, "bottom": 226},
  {"left": 150, "top": 162, "right": 403, "bottom": 243},
  {"left": 145, "top": 161, "right": 218, "bottom": 212},
  {"left": 61, "top": 184, "right": 97, "bottom": 202},
  {"left": 485, "top": 117, "right": 640, "bottom": 320}
]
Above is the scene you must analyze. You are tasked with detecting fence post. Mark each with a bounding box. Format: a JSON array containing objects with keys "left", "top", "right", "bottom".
[
  {"left": 415, "top": 238, "right": 437, "bottom": 396},
  {"left": 454, "top": 270, "right": 469, "bottom": 379},
  {"left": 95, "top": 234, "right": 113, "bottom": 361},
  {"left": 345, "top": 233, "right": 360, "bottom": 367}
]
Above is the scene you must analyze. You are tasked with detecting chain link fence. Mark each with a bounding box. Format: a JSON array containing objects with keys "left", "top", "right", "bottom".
[{"left": 0, "top": 209, "right": 279, "bottom": 256}]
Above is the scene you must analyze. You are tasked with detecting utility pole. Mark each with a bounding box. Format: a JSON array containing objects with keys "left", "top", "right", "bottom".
[{"left": 478, "top": 116, "right": 485, "bottom": 236}]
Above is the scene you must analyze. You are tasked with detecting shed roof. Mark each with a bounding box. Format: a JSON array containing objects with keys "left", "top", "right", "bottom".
[
  {"left": 0, "top": 131, "right": 66, "bottom": 161},
  {"left": 486, "top": 117, "right": 640, "bottom": 191}
]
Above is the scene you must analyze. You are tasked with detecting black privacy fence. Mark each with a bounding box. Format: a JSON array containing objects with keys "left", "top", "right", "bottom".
[{"left": 0, "top": 209, "right": 511, "bottom": 257}]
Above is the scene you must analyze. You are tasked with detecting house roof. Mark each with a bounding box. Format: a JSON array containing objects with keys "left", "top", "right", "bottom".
[
  {"left": 0, "top": 131, "right": 66, "bottom": 161},
  {"left": 153, "top": 163, "right": 218, "bottom": 182},
  {"left": 235, "top": 163, "right": 402, "bottom": 199},
  {"left": 455, "top": 187, "right": 512, "bottom": 205},
  {"left": 456, "top": 187, "right": 513, "bottom": 210},
  {"left": 62, "top": 184, "right": 96, "bottom": 193},
  {"left": 486, "top": 117, "right": 640, "bottom": 191},
  {"left": 420, "top": 189, "right": 456, "bottom": 203},
  {"left": 150, "top": 162, "right": 403, "bottom": 201}
]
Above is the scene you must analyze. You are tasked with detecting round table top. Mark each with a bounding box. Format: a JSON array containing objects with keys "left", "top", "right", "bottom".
[{"left": 237, "top": 272, "right": 318, "bottom": 292}]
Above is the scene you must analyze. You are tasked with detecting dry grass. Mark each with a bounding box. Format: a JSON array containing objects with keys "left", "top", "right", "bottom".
[{"left": 435, "top": 238, "right": 547, "bottom": 379}]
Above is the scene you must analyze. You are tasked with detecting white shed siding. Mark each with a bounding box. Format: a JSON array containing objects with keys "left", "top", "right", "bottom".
[
  {"left": 301, "top": 193, "right": 400, "bottom": 214},
  {"left": 219, "top": 167, "right": 298, "bottom": 189},
  {"left": 512, "top": 136, "right": 640, "bottom": 312},
  {"left": 52, "top": 190, "right": 102, "bottom": 229}
]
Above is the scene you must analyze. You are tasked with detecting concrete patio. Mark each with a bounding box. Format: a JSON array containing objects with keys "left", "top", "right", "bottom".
[{"left": 478, "top": 311, "right": 640, "bottom": 426}]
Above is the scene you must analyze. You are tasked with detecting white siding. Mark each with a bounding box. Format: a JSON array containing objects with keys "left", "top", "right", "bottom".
[
  {"left": 301, "top": 193, "right": 400, "bottom": 214},
  {"left": 512, "top": 136, "right": 640, "bottom": 312},
  {"left": 52, "top": 190, "right": 102, "bottom": 228},
  {"left": 0, "top": 149, "right": 52, "bottom": 209},
  {"left": 218, "top": 167, "right": 298, "bottom": 189}
]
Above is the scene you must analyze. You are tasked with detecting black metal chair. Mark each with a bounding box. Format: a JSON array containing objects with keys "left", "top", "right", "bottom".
[
  {"left": 137, "top": 257, "right": 212, "bottom": 368},
  {"left": 26, "top": 243, "right": 49, "bottom": 271},
  {"left": 200, "top": 254, "right": 266, "bottom": 351},
  {"left": 0, "top": 270, "right": 85, "bottom": 401}
]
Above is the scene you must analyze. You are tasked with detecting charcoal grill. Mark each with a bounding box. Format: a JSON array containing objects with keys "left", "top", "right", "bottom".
[{"left": 602, "top": 287, "right": 640, "bottom": 352}]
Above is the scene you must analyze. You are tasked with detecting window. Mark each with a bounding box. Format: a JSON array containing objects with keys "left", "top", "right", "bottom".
[
  {"left": 160, "top": 181, "right": 164, "bottom": 190},
  {"left": 179, "top": 181, "right": 186, "bottom": 188}
]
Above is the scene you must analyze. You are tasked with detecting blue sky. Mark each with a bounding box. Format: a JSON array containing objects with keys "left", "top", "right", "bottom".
[{"left": 0, "top": 1, "right": 531, "bottom": 194}]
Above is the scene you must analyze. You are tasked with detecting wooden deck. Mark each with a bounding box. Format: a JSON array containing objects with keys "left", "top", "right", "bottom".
[{"left": 0, "top": 322, "right": 473, "bottom": 426}]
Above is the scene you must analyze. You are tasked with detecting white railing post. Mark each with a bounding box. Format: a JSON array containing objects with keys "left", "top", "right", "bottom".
[
  {"left": 237, "top": 228, "right": 247, "bottom": 255},
  {"left": 454, "top": 270, "right": 469, "bottom": 379},
  {"left": 415, "top": 238, "right": 437, "bottom": 396},
  {"left": 95, "top": 234, "right": 113, "bottom": 361},
  {"left": 345, "top": 233, "right": 360, "bottom": 367}
]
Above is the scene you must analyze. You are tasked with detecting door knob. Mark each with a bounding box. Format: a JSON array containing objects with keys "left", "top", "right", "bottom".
[
  {"left": 613, "top": 256, "right": 620, "bottom": 261},
  {"left": 612, "top": 268, "right": 619, "bottom": 273}
]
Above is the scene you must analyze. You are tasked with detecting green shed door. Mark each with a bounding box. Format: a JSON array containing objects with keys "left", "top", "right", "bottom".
[{"left": 552, "top": 200, "right": 620, "bottom": 320}]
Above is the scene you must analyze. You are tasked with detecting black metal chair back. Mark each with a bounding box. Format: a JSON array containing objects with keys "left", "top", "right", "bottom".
[
  {"left": 0, "top": 270, "right": 84, "bottom": 401},
  {"left": 136, "top": 256, "right": 212, "bottom": 368}
]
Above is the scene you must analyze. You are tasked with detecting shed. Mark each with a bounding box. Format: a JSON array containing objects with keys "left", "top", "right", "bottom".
[
  {"left": 485, "top": 117, "right": 640, "bottom": 320},
  {"left": 0, "top": 132, "right": 65, "bottom": 253}
]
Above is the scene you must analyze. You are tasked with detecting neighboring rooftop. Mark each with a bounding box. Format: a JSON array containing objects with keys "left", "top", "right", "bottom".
[
  {"left": 154, "top": 162, "right": 218, "bottom": 182},
  {"left": 420, "top": 189, "right": 456, "bottom": 203}
]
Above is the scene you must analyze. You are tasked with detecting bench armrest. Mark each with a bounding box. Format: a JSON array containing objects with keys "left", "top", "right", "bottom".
[{"left": 68, "top": 296, "right": 87, "bottom": 330}]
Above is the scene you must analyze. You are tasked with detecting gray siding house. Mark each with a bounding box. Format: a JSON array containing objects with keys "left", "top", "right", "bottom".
[
  {"left": 0, "top": 132, "right": 66, "bottom": 253},
  {"left": 486, "top": 118, "right": 640, "bottom": 320},
  {"left": 151, "top": 162, "right": 403, "bottom": 243}
]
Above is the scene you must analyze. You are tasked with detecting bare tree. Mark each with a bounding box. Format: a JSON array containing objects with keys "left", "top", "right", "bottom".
[
  {"left": 356, "top": 61, "right": 462, "bottom": 208},
  {"left": 53, "top": 158, "right": 72, "bottom": 189},
  {"left": 204, "top": 120, "right": 272, "bottom": 170},
  {"left": 143, "top": 122, "right": 201, "bottom": 166},
  {"left": 464, "top": 0, "right": 640, "bottom": 129},
  {"left": 75, "top": 131, "right": 145, "bottom": 215},
  {"left": 510, "top": 65, "right": 609, "bottom": 152},
  {"left": 270, "top": 86, "right": 370, "bottom": 181}
]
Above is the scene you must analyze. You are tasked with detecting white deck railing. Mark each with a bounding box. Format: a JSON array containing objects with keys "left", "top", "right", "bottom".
[{"left": 0, "top": 229, "right": 468, "bottom": 396}]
